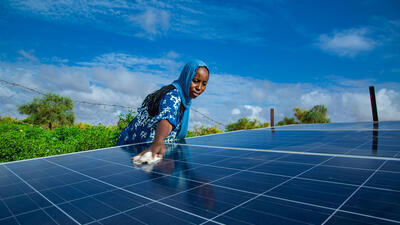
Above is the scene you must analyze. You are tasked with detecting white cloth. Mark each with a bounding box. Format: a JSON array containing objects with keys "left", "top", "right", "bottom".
[{"left": 133, "top": 151, "right": 162, "bottom": 165}]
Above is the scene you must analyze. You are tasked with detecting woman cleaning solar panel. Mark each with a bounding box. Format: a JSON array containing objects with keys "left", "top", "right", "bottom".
[{"left": 116, "top": 59, "right": 210, "bottom": 162}]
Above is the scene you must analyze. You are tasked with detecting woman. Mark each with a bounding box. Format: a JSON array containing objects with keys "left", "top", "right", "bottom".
[{"left": 116, "top": 59, "right": 209, "bottom": 160}]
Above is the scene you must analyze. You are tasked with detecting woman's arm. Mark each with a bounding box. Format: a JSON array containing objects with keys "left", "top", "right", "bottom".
[
  {"left": 134, "top": 119, "right": 172, "bottom": 160},
  {"left": 150, "top": 119, "right": 172, "bottom": 157}
]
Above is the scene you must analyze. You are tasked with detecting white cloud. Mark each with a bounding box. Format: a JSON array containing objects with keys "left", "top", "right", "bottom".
[
  {"left": 36, "top": 64, "right": 92, "bottom": 93},
  {"left": 6, "top": 0, "right": 267, "bottom": 42},
  {"left": 42, "top": 56, "right": 69, "bottom": 64},
  {"left": 340, "top": 92, "right": 372, "bottom": 121},
  {"left": 300, "top": 91, "right": 333, "bottom": 109},
  {"left": 131, "top": 7, "right": 171, "bottom": 38},
  {"left": 324, "top": 75, "right": 375, "bottom": 89},
  {"left": 244, "top": 105, "right": 263, "bottom": 120},
  {"left": 316, "top": 28, "right": 376, "bottom": 57},
  {"left": 1, "top": 51, "right": 400, "bottom": 129},
  {"left": 18, "top": 50, "right": 39, "bottom": 62},
  {"left": 297, "top": 87, "right": 400, "bottom": 122},
  {"left": 79, "top": 53, "right": 182, "bottom": 75},
  {"left": 0, "top": 51, "right": 183, "bottom": 125},
  {"left": 165, "top": 51, "right": 180, "bottom": 59},
  {"left": 250, "top": 88, "right": 266, "bottom": 101},
  {"left": 195, "top": 71, "right": 400, "bottom": 124},
  {"left": 232, "top": 108, "right": 241, "bottom": 115},
  {"left": 376, "top": 88, "right": 400, "bottom": 121}
]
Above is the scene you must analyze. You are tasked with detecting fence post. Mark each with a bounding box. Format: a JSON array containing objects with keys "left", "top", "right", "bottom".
[{"left": 270, "top": 108, "right": 274, "bottom": 127}]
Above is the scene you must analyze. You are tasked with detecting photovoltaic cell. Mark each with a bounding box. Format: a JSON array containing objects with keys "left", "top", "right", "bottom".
[{"left": 0, "top": 121, "right": 399, "bottom": 224}]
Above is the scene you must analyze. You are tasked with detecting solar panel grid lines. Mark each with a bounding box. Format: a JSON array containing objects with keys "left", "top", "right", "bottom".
[
  {"left": 175, "top": 143, "right": 400, "bottom": 161},
  {"left": 80, "top": 150, "right": 269, "bottom": 221},
  {"left": 198, "top": 142, "right": 355, "bottom": 224},
  {"left": 0, "top": 141, "right": 151, "bottom": 168},
  {"left": 3, "top": 164, "right": 81, "bottom": 225},
  {"left": 0, "top": 198, "right": 18, "bottom": 225},
  {"left": 82, "top": 202, "right": 148, "bottom": 225},
  {"left": 41, "top": 158, "right": 224, "bottom": 225},
  {"left": 183, "top": 124, "right": 400, "bottom": 224},
  {"left": 1, "top": 122, "right": 400, "bottom": 224},
  {"left": 167, "top": 131, "right": 364, "bottom": 222},
  {"left": 321, "top": 152, "right": 400, "bottom": 225},
  {"left": 196, "top": 158, "right": 400, "bottom": 209},
  {"left": 187, "top": 148, "right": 399, "bottom": 176},
  {"left": 0, "top": 141, "right": 378, "bottom": 223},
  {"left": 273, "top": 128, "right": 400, "bottom": 131},
  {"left": 271, "top": 121, "right": 400, "bottom": 131},
  {"left": 84, "top": 139, "right": 352, "bottom": 201},
  {"left": 3, "top": 133, "right": 296, "bottom": 224},
  {"left": 0, "top": 159, "right": 205, "bottom": 225},
  {"left": 0, "top": 155, "right": 390, "bottom": 221},
  {"left": 84, "top": 142, "right": 400, "bottom": 216},
  {"left": 185, "top": 133, "right": 399, "bottom": 160}
]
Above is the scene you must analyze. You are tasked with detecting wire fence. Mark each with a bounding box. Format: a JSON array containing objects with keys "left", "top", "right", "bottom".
[
  {"left": 0, "top": 79, "right": 134, "bottom": 109},
  {"left": 0, "top": 78, "right": 226, "bottom": 127},
  {"left": 190, "top": 107, "right": 225, "bottom": 127}
]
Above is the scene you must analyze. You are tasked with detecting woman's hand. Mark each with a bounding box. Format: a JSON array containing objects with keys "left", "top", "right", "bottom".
[
  {"left": 132, "top": 140, "right": 165, "bottom": 162},
  {"left": 145, "top": 140, "right": 166, "bottom": 158},
  {"left": 132, "top": 119, "right": 172, "bottom": 162}
]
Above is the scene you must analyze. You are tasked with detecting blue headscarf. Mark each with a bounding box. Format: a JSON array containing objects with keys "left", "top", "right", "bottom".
[{"left": 172, "top": 59, "right": 208, "bottom": 139}]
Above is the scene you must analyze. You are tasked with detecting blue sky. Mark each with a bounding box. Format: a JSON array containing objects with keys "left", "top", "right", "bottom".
[{"left": 1, "top": 0, "right": 400, "bottom": 127}]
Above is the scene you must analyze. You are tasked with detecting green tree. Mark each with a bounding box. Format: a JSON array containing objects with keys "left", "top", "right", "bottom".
[
  {"left": 277, "top": 117, "right": 298, "bottom": 126},
  {"left": 225, "top": 117, "right": 269, "bottom": 132},
  {"left": 293, "top": 105, "right": 330, "bottom": 124},
  {"left": 310, "top": 105, "right": 328, "bottom": 116},
  {"left": 18, "top": 93, "right": 75, "bottom": 130},
  {"left": 117, "top": 109, "right": 136, "bottom": 131}
]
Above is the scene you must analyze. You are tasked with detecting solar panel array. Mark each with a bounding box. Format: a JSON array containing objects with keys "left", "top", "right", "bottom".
[{"left": 1, "top": 122, "right": 399, "bottom": 224}]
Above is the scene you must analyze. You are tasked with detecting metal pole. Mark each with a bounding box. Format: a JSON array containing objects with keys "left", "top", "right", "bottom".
[
  {"left": 372, "top": 128, "right": 378, "bottom": 155},
  {"left": 369, "top": 86, "right": 379, "bottom": 122},
  {"left": 270, "top": 108, "right": 274, "bottom": 127},
  {"left": 369, "top": 86, "right": 379, "bottom": 154}
]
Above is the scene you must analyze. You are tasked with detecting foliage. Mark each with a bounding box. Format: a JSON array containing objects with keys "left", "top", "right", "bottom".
[
  {"left": 225, "top": 117, "right": 269, "bottom": 132},
  {"left": 117, "top": 109, "right": 136, "bottom": 131},
  {"left": 0, "top": 117, "right": 119, "bottom": 163},
  {"left": 74, "top": 122, "right": 92, "bottom": 129},
  {"left": 0, "top": 114, "right": 223, "bottom": 162},
  {"left": 1, "top": 111, "right": 227, "bottom": 163},
  {"left": 0, "top": 115, "right": 25, "bottom": 124},
  {"left": 276, "top": 117, "right": 298, "bottom": 126},
  {"left": 186, "top": 125, "right": 223, "bottom": 137},
  {"left": 18, "top": 93, "right": 75, "bottom": 130},
  {"left": 294, "top": 105, "right": 330, "bottom": 124}
]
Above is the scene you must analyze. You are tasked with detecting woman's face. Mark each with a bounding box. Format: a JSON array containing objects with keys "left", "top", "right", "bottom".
[{"left": 189, "top": 67, "right": 209, "bottom": 99}]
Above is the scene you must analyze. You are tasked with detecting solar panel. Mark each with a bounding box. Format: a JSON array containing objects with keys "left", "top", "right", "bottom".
[{"left": 1, "top": 122, "right": 399, "bottom": 224}]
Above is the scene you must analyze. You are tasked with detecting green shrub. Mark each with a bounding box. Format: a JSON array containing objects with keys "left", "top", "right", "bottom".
[
  {"left": 225, "top": 117, "right": 269, "bottom": 132},
  {"left": 0, "top": 117, "right": 119, "bottom": 163},
  {"left": 294, "top": 105, "right": 330, "bottom": 124},
  {"left": 276, "top": 117, "right": 298, "bottom": 126},
  {"left": 186, "top": 125, "right": 223, "bottom": 137},
  {"left": 117, "top": 109, "right": 136, "bottom": 131}
]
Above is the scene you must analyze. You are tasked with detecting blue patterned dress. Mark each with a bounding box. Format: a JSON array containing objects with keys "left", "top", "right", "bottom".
[{"left": 116, "top": 89, "right": 183, "bottom": 145}]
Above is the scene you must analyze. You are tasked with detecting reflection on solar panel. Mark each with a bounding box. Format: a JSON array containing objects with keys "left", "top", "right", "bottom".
[{"left": 1, "top": 122, "right": 399, "bottom": 224}]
